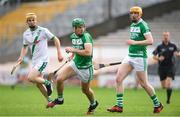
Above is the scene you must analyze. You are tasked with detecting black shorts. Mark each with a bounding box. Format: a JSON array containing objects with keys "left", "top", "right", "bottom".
[{"left": 158, "top": 66, "right": 175, "bottom": 81}]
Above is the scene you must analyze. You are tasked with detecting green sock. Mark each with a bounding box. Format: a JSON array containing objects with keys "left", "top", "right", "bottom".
[
  {"left": 44, "top": 79, "right": 50, "bottom": 86},
  {"left": 90, "top": 100, "right": 96, "bottom": 106},
  {"left": 116, "top": 93, "right": 123, "bottom": 107},
  {"left": 151, "top": 95, "right": 160, "bottom": 107},
  {"left": 47, "top": 96, "right": 52, "bottom": 102},
  {"left": 57, "top": 94, "right": 63, "bottom": 101}
]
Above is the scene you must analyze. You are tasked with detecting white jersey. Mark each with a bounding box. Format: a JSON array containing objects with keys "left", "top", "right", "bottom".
[{"left": 23, "top": 26, "right": 54, "bottom": 64}]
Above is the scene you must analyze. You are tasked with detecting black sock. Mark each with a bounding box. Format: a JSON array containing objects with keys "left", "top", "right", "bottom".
[{"left": 167, "top": 88, "right": 172, "bottom": 103}]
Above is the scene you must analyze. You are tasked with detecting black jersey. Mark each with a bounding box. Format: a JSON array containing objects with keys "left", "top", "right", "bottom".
[{"left": 153, "top": 42, "right": 178, "bottom": 67}]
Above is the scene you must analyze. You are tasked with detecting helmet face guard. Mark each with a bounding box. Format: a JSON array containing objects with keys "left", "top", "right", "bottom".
[
  {"left": 72, "top": 18, "right": 85, "bottom": 27},
  {"left": 130, "top": 6, "right": 142, "bottom": 16}
]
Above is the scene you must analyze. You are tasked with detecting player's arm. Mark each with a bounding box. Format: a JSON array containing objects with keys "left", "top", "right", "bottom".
[
  {"left": 127, "top": 33, "right": 153, "bottom": 46},
  {"left": 153, "top": 54, "right": 164, "bottom": 61},
  {"left": 65, "top": 52, "right": 74, "bottom": 62},
  {"left": 152, "top": 47, "right": 164, "bottom": 61},
  {"left": 44, "top": 28, "right": 63, "bottom": 61},
  {"left": 152, "top": 48, "right": 159, "bottom": 61},
  {"left": 17, "top": 45, "right": 28, "bottom": 63},
  {"left": 65, "top": 43, "right": 92, "bottom": 56},
  {"left": 174, "top": 48, "right": 180, "bottom": 57},
  {"left": 174, "top": 51, "right": 180, "bottom": 57},
  {"left": 52, "top": 36, "right": 63, "bottom": 62},
  {"left": 11, "top": 46, "right": 27, "bottom": 75},
  {"left": 152, "top": 54, "right": 159, "bottom": 61}
]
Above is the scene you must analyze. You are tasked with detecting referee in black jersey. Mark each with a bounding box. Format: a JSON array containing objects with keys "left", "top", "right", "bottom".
[{"left": 152, "top": 31, "right": 180, "bottom": 104}]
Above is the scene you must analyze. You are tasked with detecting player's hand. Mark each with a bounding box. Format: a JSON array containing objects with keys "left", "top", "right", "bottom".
[
  {"left": 127, "top": 39, "right": 136, "bottom": 45},
  {"left": 11, "top": 58, "right": 22, "bottom": 75},
  {"left": 57, "top": 49, "right": 63, "bottom": 62},
  {"left": 65, "top": 56, "right": 71, "bottom": 62},
  {"left": 159, "top": 56, "right": 165, "bottom": 61},
  {"left": 178, "top": 52, "right": 180, "bottom": 57},
  {"left": 175, "top": 51, "right": 180, "bottom": 57},
  {"left": 17, "top": 57, "right": 23, "bottom": 64},
  {"left": 65, "top": 47, "right": 74, "bottom": 53}
]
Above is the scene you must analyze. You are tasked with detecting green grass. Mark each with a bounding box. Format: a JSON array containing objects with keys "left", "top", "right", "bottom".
[{"left": 0, "top": 85, "right": 180, "bottom": 116}]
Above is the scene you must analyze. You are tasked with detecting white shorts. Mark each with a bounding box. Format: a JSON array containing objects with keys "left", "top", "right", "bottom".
[
  {"left": 122, "top": 56, "right": 147, "bottom": 71},
  {"left": 69, "top": 61, "right": 94, "bottom": 83},
  {"left": 32, "top": 61, "right": 48, "bottom": 74}
]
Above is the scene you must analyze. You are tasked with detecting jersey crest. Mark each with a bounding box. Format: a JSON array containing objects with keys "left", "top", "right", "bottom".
[
  {"left": 72, "top": 38, "right": 83, "bottom": 45},
  {"left": 130, "top": 27, "right": 140, "bottom": 33}
]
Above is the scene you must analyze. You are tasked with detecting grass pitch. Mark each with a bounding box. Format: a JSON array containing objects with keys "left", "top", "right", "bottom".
[{"left": 0, "top": 85, "right": 180, "bottom": 116}]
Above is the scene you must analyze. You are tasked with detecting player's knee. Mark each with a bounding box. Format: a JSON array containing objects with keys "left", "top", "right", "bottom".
[
  {"left": 27, "top": 76, "right": 35, "bottom": 83},
  {"left": 166, "top": 81, "right": 172, "bottom": 88},
  {"left": 56, "top": 77, "right": 64, "bottom": 84},
  {"left": 162, "top": 85, "right": 166, "bottom": 89},
  {"left": 163, "top": 84, "right": 169, "bottom": 89},
  {"left": 116, "top": 77, "right": 123, "bottom": 84},
  {"left": 36, "top": 83, "right": 41, "bottom": 88},
  {"left": 140, "top": 83, "right": 146, "bottom": 88},
  {"left": 81, "top": 87, "right": 89, "bottom": 94},
  {"left": 81, "top": 87, "right": 87, "bottom": 94},
  {"left": 166, "top": 84, "right": 171, "bottom": 88},
  {"left": 140, "top": 81, "right": 148, "bottom": 89}
]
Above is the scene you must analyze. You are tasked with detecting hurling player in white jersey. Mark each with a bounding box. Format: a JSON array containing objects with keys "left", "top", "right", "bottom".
[{"left": 16, "top": 13, "right": 63, "bottom": 103}]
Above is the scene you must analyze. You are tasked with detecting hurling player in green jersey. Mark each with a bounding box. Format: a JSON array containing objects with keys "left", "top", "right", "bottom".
[
  {"left": 47, "top": 18, "right": 98, "bottom": 114},
  {"left": 107, "top": 6, "right": 163, "bottom": 113}
]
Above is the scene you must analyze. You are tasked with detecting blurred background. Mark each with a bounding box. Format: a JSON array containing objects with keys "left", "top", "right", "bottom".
[{"left": 0, "top": 0, "right": 180, "bottom": 88}]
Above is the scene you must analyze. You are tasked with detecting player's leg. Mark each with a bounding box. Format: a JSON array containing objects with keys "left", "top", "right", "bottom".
[
  {"left": 158, "top": 68, "right": 167, "bottom": 89},
  {"left": 36, "top": 82, "right": 52, "bottom": 102},
  {"left": 107, "top": 63, "right": 133, "bottom": 113},
  {"left": 165, "top": 67, "right": 174, "bottom": 104},
  {"left": 46, "top": 63, "right": 76, "bottom": 108},
  {"left": 36, "top": 74, "right": 52, "bottom": 102},
  {"left": 28, "top": 67, "right": 52, "bottom": 96},
  {"left": 94, "top": 64, "right": 119, "bottom": 77},
  {"left": 165, "top": 77, "right": 173, "bottom": 104},
  {"left": 136, "top": 71, "right": 163, "bottom": 113},
  {"left": 134, "top": 74, "right": 140, "bottom": 89},
  {"left": 160, "top": 80, "right": 166, "bottom": 88},
  {"left": 27, "top": 68, "right": 53, "bottom": 101},
  {"left": 136, "top": 71, "right": 155, "bottom": 95},
  {"left": 28, "top": 68, "right": 45, "bottom": 83},
  {"left": 81, "top": 82, "right": 95, "bottom": 104},
  {"left": 35, "top": 62, "right": 53, "bottom": 96},
  {"left": 80, "top": 66, "right": 98, "bottom": 114},
  {"left": 135, "top": 57, "right": 163, "bottom": 113},
  {"left": 159, "top": 67, "right": 173, "bottom": 104},
  {"left": 81, "top": 81, "right": 98, "bottom": 114},
  {"left": 56, "top": 63, "right": 76, "bottom": 101}
]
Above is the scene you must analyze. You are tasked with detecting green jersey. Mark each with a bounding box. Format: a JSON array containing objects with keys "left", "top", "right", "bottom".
[
  {"left": 129, "top": 18, "right": 151, "bottom": 58},
  {"left": 70, "top": 31, "right": 93, "bottom": 69}
]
